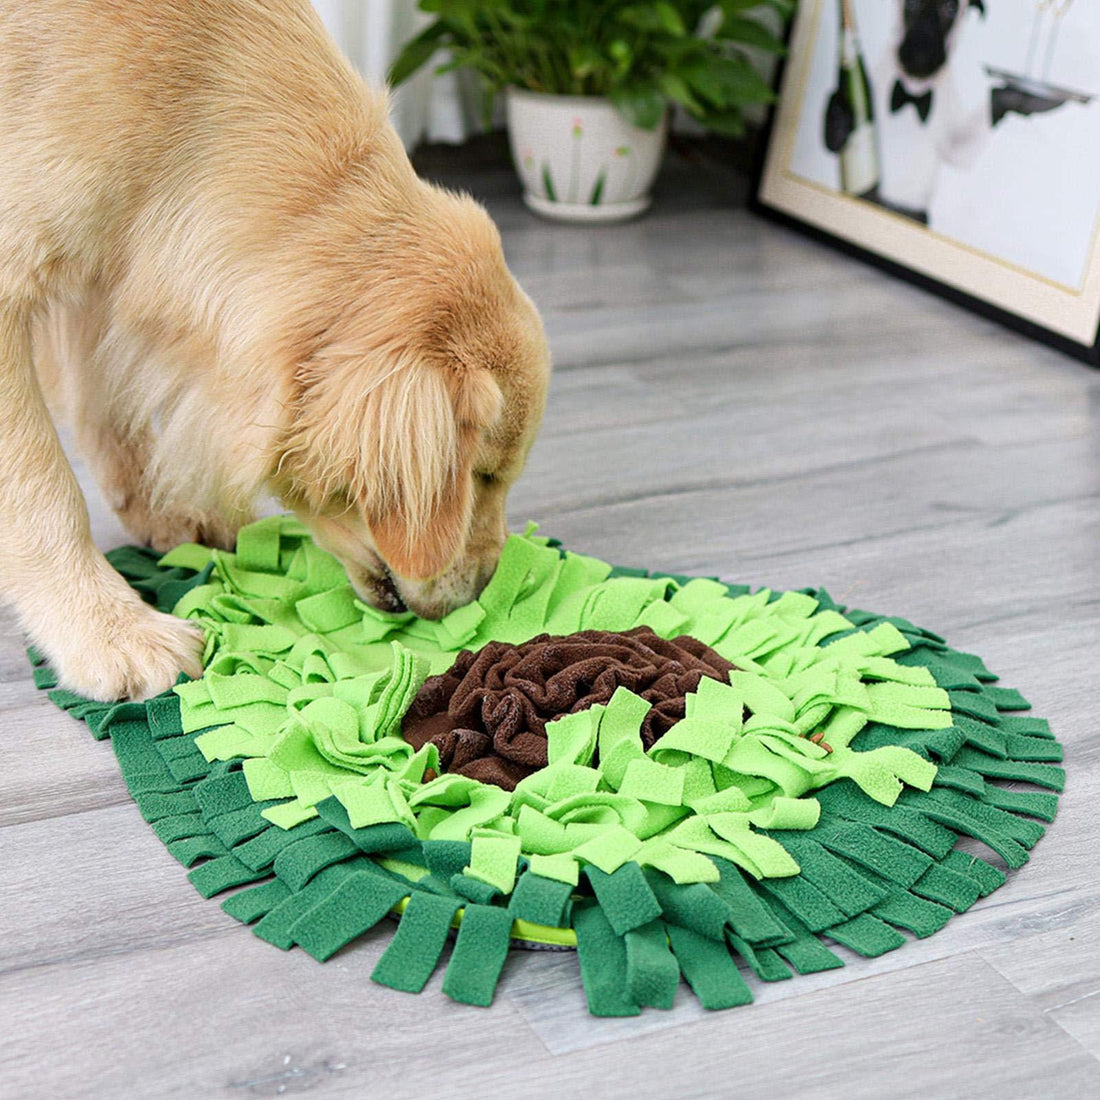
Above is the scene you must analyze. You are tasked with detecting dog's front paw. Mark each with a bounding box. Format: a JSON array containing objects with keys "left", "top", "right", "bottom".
[{"left": 47, "top": 601, "right": 205, "bottom": 702}]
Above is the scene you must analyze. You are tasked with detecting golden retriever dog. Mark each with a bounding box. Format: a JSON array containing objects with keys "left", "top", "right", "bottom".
[{"left": 0, "top": 0, "right": 550, "bottom": 701}]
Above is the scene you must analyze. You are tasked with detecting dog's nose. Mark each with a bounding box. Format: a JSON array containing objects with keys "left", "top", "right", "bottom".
[
  {"left": 347, "top": 566, "right": 409, "bottom": 614},
  {"left": 897, "top": 27, "right": 946, "bottom": 81}
]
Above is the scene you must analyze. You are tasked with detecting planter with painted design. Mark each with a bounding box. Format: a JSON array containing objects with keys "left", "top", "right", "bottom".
[{"left": 505, "top": 89, "right": 668, "bottom": 223}]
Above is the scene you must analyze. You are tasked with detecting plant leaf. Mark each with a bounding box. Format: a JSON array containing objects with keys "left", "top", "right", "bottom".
[
  {"left": 717, "top": 0, "right": 789, "bottom": 15},
  {"left": 718, "top": 15, "right": 788, "bottom": 54},
  {"left": 388, "top": 21, "right": 449, "bottom": 87},
  {"left": 432, "top": 56, "right": 468, "bottom": 77},
  {"left": 608, "top": 38, "right": 634, "bottom": 80},
  {"left": 658, "top": 71, "right": 707, "bottom": 115},
  {"left": 569, "top": 43, "right": 603, "bottom": 81},
  {"left": 697, "top": 108, "right": 747, "bottom": 137},
  {"left": 620, "top": 4, "right": 684, "bottom": 35},
  {"left": 680, "top": 54, "right": 776, "bottom": 108},
  {"left": 761, "top": 0, "right": 797, "bottom": 18},
  {"left": 609, "top": 85, "right": 666, "bottom": 129},
  {"left": 655, "top": 1, "right": 688, "bottom": 35},
  {"left": 420, "top": 0, "right": 481, "bottom": 36}
]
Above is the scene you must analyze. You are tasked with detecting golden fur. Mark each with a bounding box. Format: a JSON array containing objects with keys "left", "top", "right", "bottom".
[{"left": 0, "top": 0, "right": 550, "bottom": 701}]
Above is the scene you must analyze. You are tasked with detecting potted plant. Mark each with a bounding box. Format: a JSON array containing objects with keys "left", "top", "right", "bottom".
[{"left": 390, "top": 1, "right": 793, "bottom": 223}]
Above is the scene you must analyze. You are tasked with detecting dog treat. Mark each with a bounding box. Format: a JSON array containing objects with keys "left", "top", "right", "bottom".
[{"left": 401, "top": 628, "right": 738, "bottom": 789}]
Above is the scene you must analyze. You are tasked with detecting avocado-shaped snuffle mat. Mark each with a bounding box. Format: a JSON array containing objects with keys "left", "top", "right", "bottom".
[{"left": 30, "top": 516, "right": 1064, "bottom": 1015}]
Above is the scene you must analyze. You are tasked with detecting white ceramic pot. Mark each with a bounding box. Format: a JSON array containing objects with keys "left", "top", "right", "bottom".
[{"left": 505, "top": 89, "right": 668, "bottom": 223}]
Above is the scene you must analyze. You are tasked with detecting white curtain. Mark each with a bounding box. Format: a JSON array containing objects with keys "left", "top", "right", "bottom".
[{"left": 311, "top": 0, "right": 482, "bottom": 148}]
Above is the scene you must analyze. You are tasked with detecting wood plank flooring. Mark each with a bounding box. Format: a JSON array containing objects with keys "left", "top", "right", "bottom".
[{"left": 3, "top": 140, "right": 1099, "bottom": 1098}]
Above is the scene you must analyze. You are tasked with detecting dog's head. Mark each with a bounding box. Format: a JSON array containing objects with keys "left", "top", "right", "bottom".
[
  {"left": 277, "top": 183, "right": 550, "bottom": 620},
  {"left": 897, "top": 0, "right": 984, "bottom": 81}
]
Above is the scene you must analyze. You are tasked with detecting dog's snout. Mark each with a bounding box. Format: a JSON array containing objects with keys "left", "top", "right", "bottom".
[
  {"left": 898, "top": 0, "right": 961, "bottom": 81},
  {"left": 390, "top": 554, "right": 501, "bottom": 622},
  {"left": 898, "top": 26, "right": 946, "bottom": 80}
]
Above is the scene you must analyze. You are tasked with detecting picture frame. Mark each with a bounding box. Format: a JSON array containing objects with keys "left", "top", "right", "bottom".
[{"left": 754, "top": 0, "right": 1100, "bottom": 366}]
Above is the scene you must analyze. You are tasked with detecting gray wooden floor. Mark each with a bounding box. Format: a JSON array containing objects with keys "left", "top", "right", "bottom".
[{"left": 4, "top": 141, "right": 1100, "bottom": 1099}]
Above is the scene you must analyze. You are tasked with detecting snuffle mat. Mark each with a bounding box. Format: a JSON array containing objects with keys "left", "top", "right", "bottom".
[{"left": 31, "top": 516, "right": 1064, "bottom": 1016}]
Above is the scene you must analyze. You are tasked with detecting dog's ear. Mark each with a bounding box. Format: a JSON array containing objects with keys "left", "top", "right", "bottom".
[{"left": 354, "top": 358, "right": 503, "bottom": 581}]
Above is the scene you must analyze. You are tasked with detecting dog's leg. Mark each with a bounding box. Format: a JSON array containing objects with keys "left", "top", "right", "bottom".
[
  {"left": 80, "top": 422, "right": 247, "bottom": 554},
  {"left": 76, "top": 423, "right": 160, "bottom": 544},
  {"left": 143, "top": 506, "right": 249, "bottom": 556},
  {"left": 0, "top": 305, "right": 204, "bottom": 700},
  {"left": 38, "top": 303, "right": 252, "bottom": 554}
]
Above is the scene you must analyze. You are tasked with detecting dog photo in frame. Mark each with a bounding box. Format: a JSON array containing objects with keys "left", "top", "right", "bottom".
[{"left": 757, "top": 0, "right": 1100, "bottom": 364}]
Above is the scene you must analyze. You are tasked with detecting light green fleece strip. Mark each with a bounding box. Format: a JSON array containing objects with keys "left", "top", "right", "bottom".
[{"left": 167, "top": 516, "right": 942, "bottom": 887}]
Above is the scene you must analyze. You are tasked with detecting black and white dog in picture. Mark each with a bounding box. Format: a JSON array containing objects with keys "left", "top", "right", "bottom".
[{"left": 825, "top": 0, "right": 1063, "bottom": 225}]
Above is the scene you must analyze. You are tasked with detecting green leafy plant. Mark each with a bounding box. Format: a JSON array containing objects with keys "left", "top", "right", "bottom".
[{"left": 389, "top": 0, "right": 794, "bottom": 135}]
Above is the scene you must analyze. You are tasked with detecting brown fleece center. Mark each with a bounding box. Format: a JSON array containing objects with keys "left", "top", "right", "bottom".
[{"left": 400, "top": 626, "right": 737, "bottom": 790}]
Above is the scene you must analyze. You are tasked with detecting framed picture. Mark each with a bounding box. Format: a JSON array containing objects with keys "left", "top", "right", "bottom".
[{"left": 756, "top": 0, "right": 1100, "bottom": 365}]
